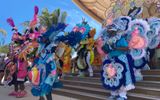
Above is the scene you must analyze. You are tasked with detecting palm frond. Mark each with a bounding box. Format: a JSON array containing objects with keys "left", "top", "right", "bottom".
[
  {"left": 39, "top": 8, "right": 53, "bottom": 28},
  {"left": 51, "top": 13, "right": 58, "bottom": 25},
  {"left": 39, "top": 8, "right": 67, "bottom": 31},
  {"left": 20, "top": 21, "right": 30, "bottom": 28},
  {"left": 0, "top": 28, "right": 7, "bottom": 36},
  {"left": 60, "top": 12, "right": 67, "bottom": 23},
  {"left": 54, "top": 9, "right": 60, "bottom": 18}
]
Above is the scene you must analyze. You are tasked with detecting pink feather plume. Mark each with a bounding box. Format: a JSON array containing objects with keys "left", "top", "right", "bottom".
[
  {"left": 34, "top": 6, "right": 39, "bottom": 15},
  {"left": 7, "top": 17, "right": 15, "bottom": 27},
  {"left": 30, "top": 6, "right": 39, "bottom": 27}
]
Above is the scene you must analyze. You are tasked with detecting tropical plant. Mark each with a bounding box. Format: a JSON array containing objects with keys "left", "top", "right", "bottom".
[
  {"left": 20, "top": 21, "right": 30, "bottom": 28},
  {"left": 0, "top": 28, "right": 7, "bottom": 46},
  {"left": 0, "top": 28, "right": 7, "bottom": 36},
  {"left": 20, "top": 21, "right": 30, "bottom": 33},
  {"left": 0, "top": 45, "right": 9, "bottom": 53},
  {"left": 39, "top": 8, "right": 67, "bottom": 29}
]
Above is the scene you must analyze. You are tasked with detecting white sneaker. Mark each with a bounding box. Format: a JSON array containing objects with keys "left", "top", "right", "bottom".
[{"left": 89, "top": 72, "right": 93, "bottom": 77}]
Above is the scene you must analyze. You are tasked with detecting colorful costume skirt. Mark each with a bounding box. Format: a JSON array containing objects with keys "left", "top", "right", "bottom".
[{"left": 101, "top": 54, "right": 135, "bottom": 91}]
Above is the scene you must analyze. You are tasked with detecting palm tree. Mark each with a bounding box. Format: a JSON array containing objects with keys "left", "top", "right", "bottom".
[
  {"left": 20, "top": 8, "right": 67, "bottom": 32},
  {"left": 0, "top": 28, "right": 7, "bottom": 36},
  {"left": 20, "top": 21, "right": 30, "bottom": 28},
  {"left": 20, "top": 21, "right": 30, "bottom": 33},
  {"left": 38, "top": 8, "right": 68, "bottom": 42},
  {"left": 0, "top": 28, "right": 7, "bottom": 46},
  {"left": 0, "top": 28, "right": 9, "bottom": 53},
  {"left": 39, "top": 8, "right": 67, "bottom": 29}
]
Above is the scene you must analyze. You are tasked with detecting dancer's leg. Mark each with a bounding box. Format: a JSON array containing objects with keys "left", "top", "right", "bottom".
[
  {"left": 16, "top": 83, "right": 27, "bottom": 98},
  {"left": 78, "top": 71, "right": 85, "bottom": 77},
  {"left": 117, "top": 86, "right": 127, "bottom": 100},
  {"left": 8, "top": 83, "right": 18, "bottom": 96},
  {"left": 39, "top": 96, "right": 45, "bottom": 100},
  {"left": 46, "top": 92, "right": 52, "bottom": 100},
  {"left": 134, "top": 69, "right": 143, "bottom": 81},
  {"left": 86, "top": 52, "right": 93, "bottom": 77},
  {"left": 14, "top": 83, "right": 19, "bottom": 92},
  {"left": 19, "top": 83, "right": 25, "bottom": 91},
  {"left": 108, "top": 90, "right": 118, "bottom": 100}
]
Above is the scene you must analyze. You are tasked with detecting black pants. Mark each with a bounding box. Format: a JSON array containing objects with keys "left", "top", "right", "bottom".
[
  {"left": 39, "top": 92, "right": 52, "bottom": 100},
  {"left": 14, "top": 83, "right": 25, "bottom": 92},
  {"left": 46, "top": 92, "right": 52, "bottom": 100}
]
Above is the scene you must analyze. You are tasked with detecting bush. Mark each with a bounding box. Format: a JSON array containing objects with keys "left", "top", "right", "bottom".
[{"left": 0, "top": 45, "right": 9, "bottom": 53}]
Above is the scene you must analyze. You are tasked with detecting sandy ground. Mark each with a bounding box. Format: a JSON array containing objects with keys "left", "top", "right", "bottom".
[{"left": 0, "top": 84, "right": 78, "bottom": 100}]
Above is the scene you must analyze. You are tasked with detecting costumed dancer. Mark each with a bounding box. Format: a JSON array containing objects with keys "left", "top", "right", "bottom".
[
  {"left": 100, "top": 12, "right": 155, "bottom": 99},
  {"left": 101, "top": 16, "right": 141, "bottom": 100},
  {"left": 30, "top": 39, "right": 59, "bottom": 100},
  {"left": 29, "top": 8, "right": 67, "bottom": 100},
  {"left": 71, "top": 19, "right": 95, "bottom": 77},
  {"left": 55, "top": 27, "right": 83, "bottom": 77},
  {"left": 79, "top": 28, "right": 96, "bottom": 77},
  {"left": 5, "top": 17, "right": 28, "bottom": 98}
]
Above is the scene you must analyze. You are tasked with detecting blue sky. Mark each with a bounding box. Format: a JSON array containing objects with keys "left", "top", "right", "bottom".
[{"left": 0, "top": 0, "right": 101, "bottom": 44}]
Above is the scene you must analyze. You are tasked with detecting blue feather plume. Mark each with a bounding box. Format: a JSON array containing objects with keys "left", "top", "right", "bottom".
[{"left": 56, "top": 31, "right": 82, "bottom": 47}]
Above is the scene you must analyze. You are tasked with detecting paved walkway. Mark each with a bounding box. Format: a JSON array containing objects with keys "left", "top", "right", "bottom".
[{"left": 0, "top": 84, "right": 78, "bottom": 100}]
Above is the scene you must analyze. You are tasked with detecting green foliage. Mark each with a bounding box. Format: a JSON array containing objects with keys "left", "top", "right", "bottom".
[
  {"left": 0, "top": 28, "right": 7, "bottom": 46},
  {"left": 39, "top": 8, "right": 67, "bottom": 29},
  {"left": 61, "top": 12, "right": 67, "bottom": 23},
  {"left": 0, "top": 45, "right": 9, "bottom": 53},
  {"left": 21, "top": 21, "right": 30, "bottom": 28},
  {"left": 39, "top": 8, "right": 52, "bottom": 29},
  {"left": 0, "top": 28, "right": 7, "bottom": 36}
]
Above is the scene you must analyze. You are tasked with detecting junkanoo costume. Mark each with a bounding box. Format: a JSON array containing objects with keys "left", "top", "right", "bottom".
[
  {"left": 79, "top": 29, "right": 95, "bottom": 77},
  {"left": 69, "top": 20, "right": 96, "bottom": 77},
  {"left": 29, "top": 7, "right": 84, "bottom": 98},
  {"left": 4, "top": 6, "right": 41, "bottom": 98},
  {"left": 6, "top": 18, "right": 29, "bottom": 98},
  {"left": 100, "top": 1, "right": 160, "bottom": 100},
  {"left": 5, "top": 6, "right": 69, "bottom": 100},
  {"left": 29, "top": 9, "right": 68, "bottom": 97}
]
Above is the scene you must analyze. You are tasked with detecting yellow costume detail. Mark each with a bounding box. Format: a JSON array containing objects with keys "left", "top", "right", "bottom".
[
  {"left": 80, "top": 28, "right": 96, "bottom": 64},
  {"left": 62, "top": 44, "right": 72, "bottom": 73}
]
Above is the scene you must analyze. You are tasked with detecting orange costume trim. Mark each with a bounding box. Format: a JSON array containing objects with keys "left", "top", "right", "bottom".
[
  {"left": 92, "top": 49, "right": 102, "bottom": 67},
  {"left": 62, "top": 44, "right": 72, "bottom": 73}
]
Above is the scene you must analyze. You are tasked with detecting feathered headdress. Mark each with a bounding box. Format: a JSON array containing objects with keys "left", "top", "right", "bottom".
[
  {"left": 39, "top": 8, "right": 68, "bottom": 42},
  {"left": 55, "top": 31, "right": 82, "bottom": 47},
  {"left": 128, "top": 6, "right": 143, "bottom": 18},
  {"left": 7, "top": 17, "right": 17, "bottom": 31},
  {"left": 113, "top": 16, "right": 131, "bottom": 31},
  {"left": 73, "top": 21, "right": 91, "bottom": 40},
  {"left": 30, "top": 6, "right": 39, "bottom": 27},
  {"left": 7, "top": 17, "right": 15, "bottom": 27}
]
